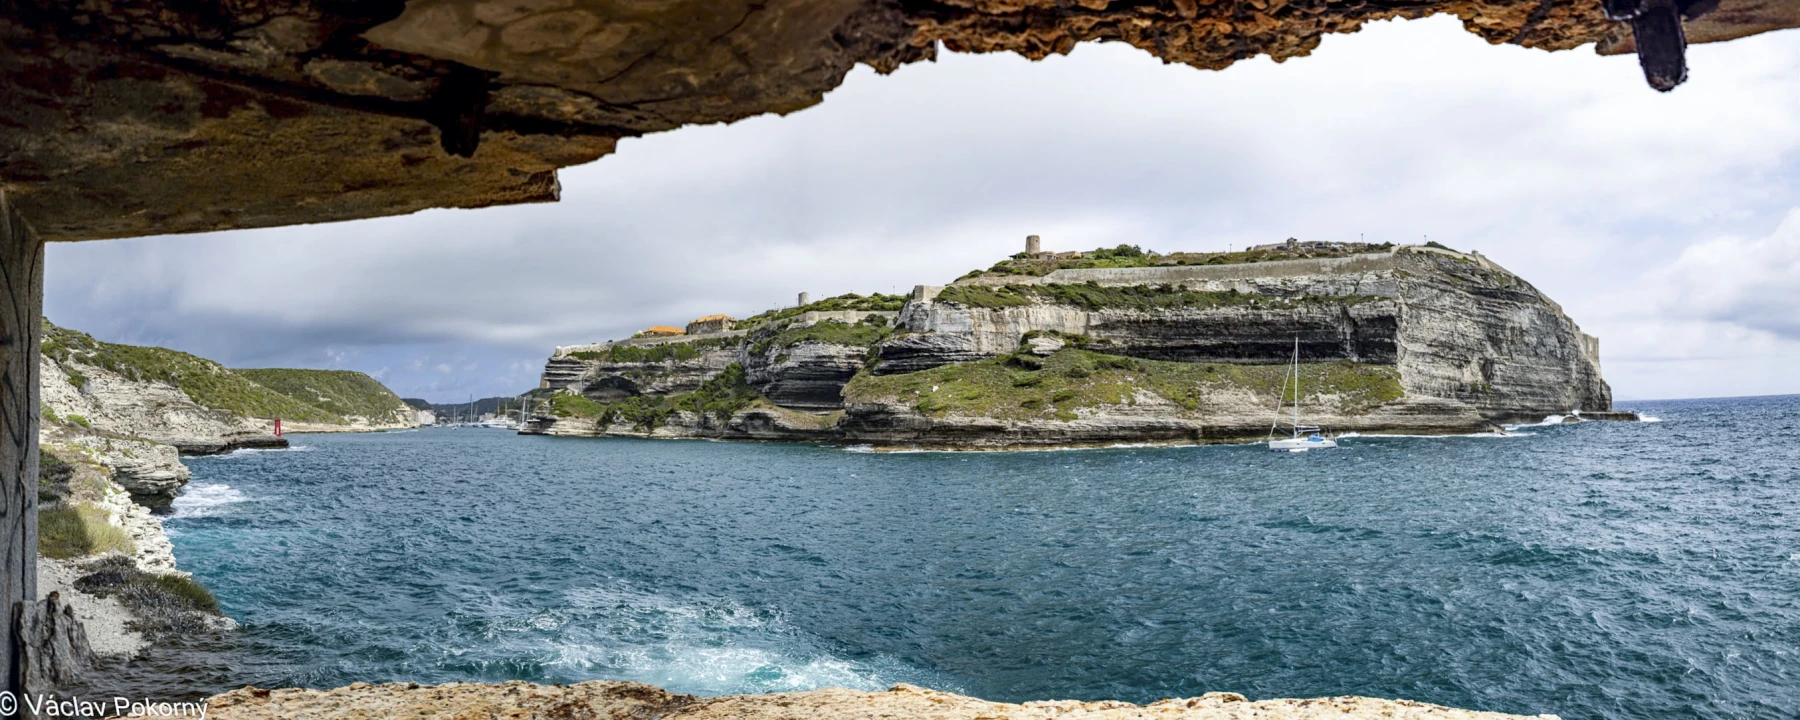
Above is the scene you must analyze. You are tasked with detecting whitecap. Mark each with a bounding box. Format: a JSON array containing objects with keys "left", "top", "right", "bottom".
[
  {"left": 203, "top": 445, "right": 313, "bottom": 459},
  {"left": 170, "top": 483, "right": 249, "bottom": 518},
  {"left": 1504, "top": 415, "right": 1574, "bottom": 429},
  {"left": 469, "top": 581, "right": 960, "bottom": 698}
]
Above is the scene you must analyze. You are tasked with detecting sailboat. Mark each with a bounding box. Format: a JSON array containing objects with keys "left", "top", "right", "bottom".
[{"left": 1268, "top": 337, "right": 1338, "bottom": 452}]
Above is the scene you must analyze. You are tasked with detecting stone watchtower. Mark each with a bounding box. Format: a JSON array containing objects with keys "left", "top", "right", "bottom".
[
  {"left": 1026, "top": 234, "right": 1041, "bottom": 255},
  {"left": 798, "top": 292, "right": 810, "bottom": 307}
]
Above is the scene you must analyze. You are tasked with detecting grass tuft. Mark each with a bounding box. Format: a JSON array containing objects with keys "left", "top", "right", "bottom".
[{"left": 39, "top": 504, "right": 135, "bottom": 559}]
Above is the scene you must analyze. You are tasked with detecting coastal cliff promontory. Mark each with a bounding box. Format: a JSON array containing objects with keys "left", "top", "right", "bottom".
[
  {"left": 41, "top": 322, "right": 418, "bottom": 460},
  {"left": 525, "top": 242, "right": 1618, "bottom": 448}
]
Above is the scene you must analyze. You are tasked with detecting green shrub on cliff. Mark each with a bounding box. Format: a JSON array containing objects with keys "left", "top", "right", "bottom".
[
  {"left": 41, "top": 322, "right": 412, "bottom": 425},
  {"left": 545, "top": 392, "right": 606, "bottom": 418},
  {"left": 571, "top": 337, "right": 741, "bottom": 365},
  {"left": 41, "top": 323, "right": 340, "bottom": 423},
  {"left": 737, "top": 293, "right": 907, "bottom": 331},
  {"left": 38, "top": 449, "right": 74, "bottom": 503},
  {"left": 39, "top": 504, "right": 135, "bottom": 559},
  {"left": 599, "top": 395, "right": 676, "bottom": 431},
  {"left": 962, "top": 242, "right": 1391, "bottom": 280},
  {"left": 73, "top": 556, "right": 222, "bottom": 637},
  {"left": 752, "top": 319, "right": 892, "bottom": 355},
  {"left": 605, "top": 343, "right": 701, "bottom": 364},
  {"left": 844, "top": 349, "right": 1403, "bottom": 421},
  {"left": 545, "top": 364, "right": 764, "bottom": 430},
  {"left": 678, "top": 364, "right": 759, "bottom": 423}
]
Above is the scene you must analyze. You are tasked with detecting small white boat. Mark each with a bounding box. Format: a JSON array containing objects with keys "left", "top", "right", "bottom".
[
  {"left": 1269, "top": 430, "right": 1337, "bottom": 452},
  {"left": 1268, "top": 338, "right": 1339, "bottom": 452}
]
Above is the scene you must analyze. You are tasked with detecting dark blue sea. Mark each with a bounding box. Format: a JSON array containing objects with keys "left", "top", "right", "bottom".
[{"left": 144, "top": 396, "right": 1798, "bottom": 719}]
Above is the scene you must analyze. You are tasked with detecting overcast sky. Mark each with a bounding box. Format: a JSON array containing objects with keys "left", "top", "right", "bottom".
[{"left": 44, "top": 17, "right": 1800, "bottom": 403}]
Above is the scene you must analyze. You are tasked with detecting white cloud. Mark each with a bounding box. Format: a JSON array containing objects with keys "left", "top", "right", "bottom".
[
  {"left": 43, "top": 19, "right": 1800, "bottom": 401},
  {"left": 1650, "top": 208, "right": 1800, "bottom": 339}
]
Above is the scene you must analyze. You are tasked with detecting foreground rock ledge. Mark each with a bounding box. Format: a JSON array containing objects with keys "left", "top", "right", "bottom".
[{"left": 199, "top": 681, "right": 1557, "bottom": 720}]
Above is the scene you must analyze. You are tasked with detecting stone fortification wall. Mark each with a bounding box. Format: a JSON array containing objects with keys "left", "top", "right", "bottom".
[{"left": 790, "top": 310, "right": 899, "bottom": 327}]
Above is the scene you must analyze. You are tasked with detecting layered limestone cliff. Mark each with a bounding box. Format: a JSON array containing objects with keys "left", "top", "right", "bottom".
[{"left": 527, "top": 245, "right": 1619, "bottom": 448}]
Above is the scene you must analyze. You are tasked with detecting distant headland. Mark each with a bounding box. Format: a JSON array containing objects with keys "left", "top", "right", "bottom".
[{"left": 523, "top": 237, "right": 1630, "bottom": 449}]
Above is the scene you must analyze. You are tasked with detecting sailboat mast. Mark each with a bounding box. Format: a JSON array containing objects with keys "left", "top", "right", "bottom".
[{"left": 1292, "top": 337, "right": 1300, "bottom": 437}]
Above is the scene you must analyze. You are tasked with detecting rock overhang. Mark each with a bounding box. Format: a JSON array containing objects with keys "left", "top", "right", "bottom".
[{"left": 2, "top": 0, "right": 1795, "bottom": 241}]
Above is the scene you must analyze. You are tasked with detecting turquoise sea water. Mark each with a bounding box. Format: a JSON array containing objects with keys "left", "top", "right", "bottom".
[{"left": 131, "top": 396, "right": 1799, "bottom": 719}]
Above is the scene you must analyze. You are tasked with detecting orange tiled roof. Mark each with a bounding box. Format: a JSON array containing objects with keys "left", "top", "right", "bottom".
[
  {"left": 643, "top": 326, "right": 685, "bottom": 335},
  {"left": 690, "top": 314, "right": 735, "bottom": 322}
]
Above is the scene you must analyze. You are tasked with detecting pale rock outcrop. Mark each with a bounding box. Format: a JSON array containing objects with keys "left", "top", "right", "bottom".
[
  {"left": 58, "top": 433, "right": 191, "bottom": 509},
  {"left": 40, "top": 355, "right": 285, "bottom": 456},
  {"left": 545, "top": 347, "right": 737, "bottom": 400},
  {"left": 884, "top": 249, "right": 1609, "bottom": 425}
]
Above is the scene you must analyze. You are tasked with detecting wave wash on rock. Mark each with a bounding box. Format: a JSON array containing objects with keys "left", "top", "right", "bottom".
[{"left": 526, "top": 244, "right": 1612, "bottom": 448}]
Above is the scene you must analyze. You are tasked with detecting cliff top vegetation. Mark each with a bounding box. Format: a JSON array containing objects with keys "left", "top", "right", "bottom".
[
  {"left": 43, "top": 321, "right": 407, "bottom": 425},
  {"left": 736, "top": 293, "right": 907, "bottom": 331},
  {"left": 959, "top": 242, "right": 1395, "bottom": 281},
  {"left": 234, "top": 369, "right": 412, "bottom": 422},
  {"left": 752, "top": 317, "right": 893, "bottom": 356},
  {"left": 568, "top": 335, "right": 738, "bottom": 364},
  {"left": 933, "top": 283, "right": 1386, "bottom": 311}
]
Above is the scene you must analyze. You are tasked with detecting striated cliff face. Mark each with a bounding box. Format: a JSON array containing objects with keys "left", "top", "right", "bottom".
[
  {"left": 528, "top": 246, "right": 1615, "bottom": 447},
  {"left": 888, "top": 249, "right": 1609, "bottom": 423},
  {"left": 744, "top": 341, "right": 872, "bottom": 411}
]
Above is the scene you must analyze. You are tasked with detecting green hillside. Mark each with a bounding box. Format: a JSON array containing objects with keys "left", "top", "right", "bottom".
[
  {"left": 42, "top": 322, "right": 408, "bottom": 425},
  {"left": 235, "top": 369, "right": 410, "bottom": 422}
]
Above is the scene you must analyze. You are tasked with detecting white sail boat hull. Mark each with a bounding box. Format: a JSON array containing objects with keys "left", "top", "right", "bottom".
[
  {"left": 1266, "top": 337, "right": 1340, "bottom": 452},
  {"left": 1269, "top": 435, "right": 1338, "bottom": 451}
]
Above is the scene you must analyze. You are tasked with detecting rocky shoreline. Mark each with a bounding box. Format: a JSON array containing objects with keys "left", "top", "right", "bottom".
[
  {"left": 35, "top": 433, "right": 238, "bottom": 668},
  {"left": 27, "top": 322, "right": 424, "bottom": 698},
  {"left": 203, "top": 680, "right": 1559, "bottom": 720}
]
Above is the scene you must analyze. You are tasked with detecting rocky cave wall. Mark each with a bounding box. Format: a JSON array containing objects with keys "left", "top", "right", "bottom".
[{"left": 5, "top": 1, "right": 1797, "bottom": 241}]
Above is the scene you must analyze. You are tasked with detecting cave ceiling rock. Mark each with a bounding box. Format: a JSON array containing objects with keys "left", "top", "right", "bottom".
[{"left": 1, "top": 0, "right": 1795, "bottom": 241}]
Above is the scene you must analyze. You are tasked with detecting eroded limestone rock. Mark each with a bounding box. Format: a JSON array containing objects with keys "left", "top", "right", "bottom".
[{"left": 4, "top": 1, "right": 1794, "bottom": 241}]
